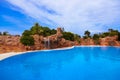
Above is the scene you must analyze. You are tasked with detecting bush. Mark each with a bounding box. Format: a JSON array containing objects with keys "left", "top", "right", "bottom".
[
  {"left": 22, "top": 30, "right": 32, "bottom": 36},
  {"left": 30, "top": 23, "right": 43, "bottom": 35},
  {"left": 109, "top": 31, "right": 119, "bottom": 36},
  {"left": 30, "top": 23, "right": 57, "bottom": 37},
  {"left": 83, "top": 36, "right": 88, "bottom": 39},
  {"left": 92, "top": 34, "right": 100, "bottom": 45},
  {"left": 93, "top": 34, "right": 99, "bottom": 40},
  {"left": 74, "top": 34, "right": 81, "bottom": 43},
  {"left": 20, "top": 35, "right": 34, "bottom": 46},
  {"left": 21, "top": 30, "right": 34, "bottom": 46},
  {"left": 51, "top": 29, "right": 57, "bottom": 35},
  {"left": 62, "top": 32, "right": 74, "bottom": 41}
]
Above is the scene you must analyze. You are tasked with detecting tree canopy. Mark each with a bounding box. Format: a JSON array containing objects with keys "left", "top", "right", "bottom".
[
  {"left": 83, "top": 30, "right": 91, "bottom": 39},
  {"left": 20, "top": 30, "right": 34, "bottom": 46},
  {"left": 84, "top": 30, "right": 90, "bottom": 37},
  {"left": 62, "top": 32, "right": 75, "bottom": 41},
  {"left": 30, "top": 23, "right": 56, "bottom": 37},
  {"left": 20, "top": 23, "right": 57, "bottom": 46},
  {"left": 93, "top": 34, "right": 100, "bottom": 40},
  {"left": 22, "top": 30, "right": 32, "bottom": 36},
  {"left": 62, "top": 31, "right": 81, "bottom": 41},
  {"left": 99, "top": 29, "right": 119, "bottom": 38},
  {"left": 19, "top": 23, "right": 120, "bottom": 45}
]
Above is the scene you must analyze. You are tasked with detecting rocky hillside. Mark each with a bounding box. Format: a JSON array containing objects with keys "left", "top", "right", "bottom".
[
  {"left": 0, "top": 28, "right": 75, "bottom": 53},
  {"left": 0, "top": 23, "right": 120, "bottom": 53}
]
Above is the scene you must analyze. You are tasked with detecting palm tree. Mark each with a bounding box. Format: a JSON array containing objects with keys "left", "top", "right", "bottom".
[
  {"left": 108, "top": 29, "right": 113, "bottom": 32},
  {"left": 84, "top": 30, "right": 90, "bottom": 37}
]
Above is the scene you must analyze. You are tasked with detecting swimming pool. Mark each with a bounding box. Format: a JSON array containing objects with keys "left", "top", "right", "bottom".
[{"left": 0, "top": 46, "right": 120, "bottom": 80}]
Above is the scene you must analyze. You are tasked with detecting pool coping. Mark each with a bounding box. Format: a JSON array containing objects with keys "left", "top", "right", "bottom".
[
  {"left": 0, "top": 46, "right": 119, "bottom": 61},
  {"left": 0, "top": 46, "right": 75, "bottom": 61}
]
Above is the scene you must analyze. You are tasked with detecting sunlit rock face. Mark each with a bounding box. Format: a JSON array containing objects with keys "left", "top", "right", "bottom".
[
  {"left": 30, "top": 27, "right": 75, "bottom": 50},
  {"left": 0, "top": 36, "right": 19, "bottom": 45},
  {"left": 80, "top": 38, "right": 94, "bottom": 45},
  {"left": 0, "top": 35, "right": 26, "bottom": 53},
  {"left": 41, "top": 28, "right": 73, "bottom": 49},
  {"left": 56, "top": 27, "right": 63, "bottom": 37},
  {"left": 79, "top": 36, "right": 120, "bottom": 46},
  {"left": 0, "top": 28, "right": 120, "bottom": 53},
  {"left": 100, "top": 36, "right": 120, "bottom": 46},
  {"left": 31, "top": 28, "right": 63, "bottom": 49},
  {"left": 32, "top": 35, "right": 44, "bottom": 50}
]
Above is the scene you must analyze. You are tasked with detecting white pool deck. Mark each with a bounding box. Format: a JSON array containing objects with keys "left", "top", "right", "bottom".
[
  {"left": 0, "top": 46, "right": 75, "bottom": 61},
  {"left": 0, "top": 46, "right": 119, "bottom": 61}
]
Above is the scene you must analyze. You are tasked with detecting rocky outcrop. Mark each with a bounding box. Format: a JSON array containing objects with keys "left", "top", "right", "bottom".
[
  {"left": 42, "top": 28, "right": 74, "bottom": 48},
  {"left": 0, "top": 35, "right": 26, "bottom": 53},
  {"left": 80, "top": 38, "right": 94, "bottom": 45},
  {"left": 32, "top": 35, "right": 44, "bottom": 50},
  {"left": 100, "top": 36, "right": 120, "bottom": 46},
  {"left": 56, "top": 27, "right": 63, "bottom": 37},
  {"left": 0, "top": 28, "right": 120, "bottom": 54},
  {"left": 0, "top": 35, "right": 20, "bottom": 46}
]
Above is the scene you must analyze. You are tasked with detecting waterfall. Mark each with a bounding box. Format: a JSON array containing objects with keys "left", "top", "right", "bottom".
[
  {"left": 44, "top": 38, "right": 46, "bottom": 48},
  {"left": 44, "top": 37, "right": 50, "bottom": 49},
  {"left": 48, "top": 37, "right": 50, "bottom": 49}
]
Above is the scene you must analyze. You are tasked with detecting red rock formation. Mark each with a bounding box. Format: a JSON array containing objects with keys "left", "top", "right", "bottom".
[
  {"left": 100, "top": 36, "right": 120, "bottom": 46},
  {"left": 56, "top": 27, "right": 63, "bottom": 37},
  {"left": 0, "top": 35, "right": 26, "bottom": 53},
  {"left": 32, "top": 35, "right": 44, "bottom": 50},
  {"left": 0, "top": 28, "right": 120, "bottom": 54},
  {"left": 80, "top": 38, "right": 94, "bottom": 45}
]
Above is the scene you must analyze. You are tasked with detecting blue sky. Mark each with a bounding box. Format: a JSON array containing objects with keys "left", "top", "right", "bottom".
[{"left": 0, "top": 0, "right": 120, "bottom": 35}]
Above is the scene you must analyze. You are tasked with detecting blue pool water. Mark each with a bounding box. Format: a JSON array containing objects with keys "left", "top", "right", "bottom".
[{"left": 0, "top": 46, "right": 120, "bottom": 80}]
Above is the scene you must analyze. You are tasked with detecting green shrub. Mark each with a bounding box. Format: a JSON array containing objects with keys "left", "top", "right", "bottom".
[
  {"left": 20, "top": 35, "right": 34, "bottom": 46},
  {"left": 93, "top": 34, "right": 99, "bottom": 40},
  {"left": 62, "top": 32, "right": 74, "bottom": 41},
  {"left": 30, "top": 23, "right": 56, "bottom": 37},
  {"left": 22, "top": 30, "right": 32, "bottom": 36}
]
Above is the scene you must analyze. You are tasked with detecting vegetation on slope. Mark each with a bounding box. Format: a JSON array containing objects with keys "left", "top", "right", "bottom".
[
  {"left": 20, "top": 30, "right": 34, "bottom": 46},
  {"left": 83, "top": 30, "right": 91, "bottom": 39},
  {"left": 1, "top": 22, "right": 120, "bottom": 46},
  {"left": 93, "top": 34, "right": 100, "bottom": 45},
  {"left": 0, "top": 31, "right": 9, "bottom": 36},
  {"left": 20, "top": 23, "right": 57, "bottom": 46},
  {"left": 62, "top": 32, "right": 75, "bottom": 41},
  {"left": 30, "top": 23, "right": 57, "bottom": 37},
  {"left": 99, "top": 29, "right": 119, "bottom": 38},
  {"left": 20, "top": 36, "right": 34, "bottom": 46},
  {"left": 62, "top": 31, "right": 81, "bottom": 42}
]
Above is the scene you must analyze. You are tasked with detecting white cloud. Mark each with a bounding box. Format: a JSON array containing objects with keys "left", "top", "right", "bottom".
[{"left": 6, "top": 0, "right": 120, "bottom": 35}]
